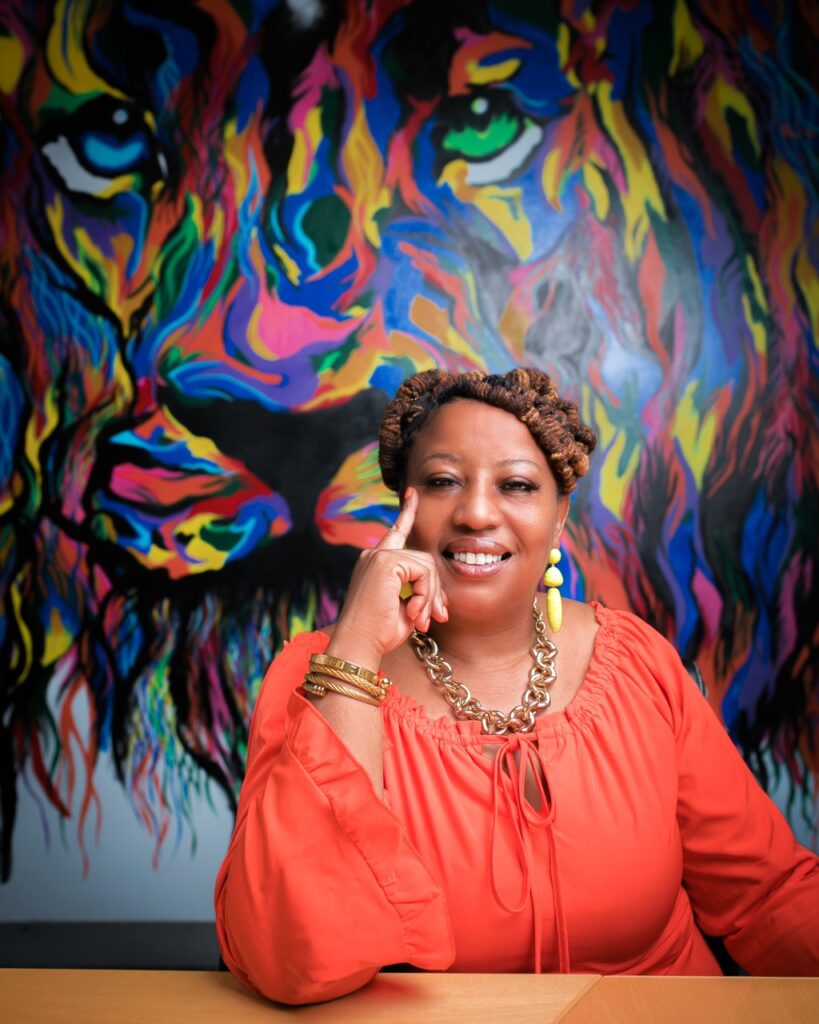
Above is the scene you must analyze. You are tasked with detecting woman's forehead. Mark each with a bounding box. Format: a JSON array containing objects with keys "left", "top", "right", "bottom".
[{"left": 409, "top": 399, "right": 549, "bottom": 466}]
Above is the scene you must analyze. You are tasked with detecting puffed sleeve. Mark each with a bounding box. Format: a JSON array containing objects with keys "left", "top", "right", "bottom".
[
  {"left": 623, "top": 612, "right": 819, "bottom": 974},
  {"left": 214, "top": 632, "right": 455, "bottom": 1005}
]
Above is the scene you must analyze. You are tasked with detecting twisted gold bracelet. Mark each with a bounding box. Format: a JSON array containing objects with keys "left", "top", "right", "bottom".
[
  {"left": 307, "top": 659, "right": 387, "bottom": 699},
  {"left": 303, "top": 671, "right": 383, "bottom": 707}
]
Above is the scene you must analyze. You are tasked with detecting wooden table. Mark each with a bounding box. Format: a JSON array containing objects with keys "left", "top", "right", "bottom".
[{"left": 1, "top": 969, "right": 817, "bottom": 1023}]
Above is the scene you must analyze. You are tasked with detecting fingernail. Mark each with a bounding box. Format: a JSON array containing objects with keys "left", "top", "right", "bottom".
[{"left": 404, "top": 486, "right": 414, "bottom": 500}]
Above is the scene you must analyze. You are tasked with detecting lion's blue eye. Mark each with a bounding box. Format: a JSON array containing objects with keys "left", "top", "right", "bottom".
[
  {"left": 79, "top": 126, "right": 151, "bottom": 176},
  {"left": 40, "top": 98, "right": 167, "bottom": 197}
]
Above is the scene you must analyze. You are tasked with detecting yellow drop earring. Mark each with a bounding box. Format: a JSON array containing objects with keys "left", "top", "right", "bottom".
[{"left": 544, "top": 548, "right": 563, "bottom": 632}]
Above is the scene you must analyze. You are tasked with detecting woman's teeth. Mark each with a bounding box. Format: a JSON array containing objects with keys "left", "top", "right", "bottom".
[{"left": 451, "top": 551, "right": 503, "bottom": 565}]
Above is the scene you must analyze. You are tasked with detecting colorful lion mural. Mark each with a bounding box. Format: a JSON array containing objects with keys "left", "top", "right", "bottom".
[{"left": 0, "top": 0, "right": 816, "bottom": 881}]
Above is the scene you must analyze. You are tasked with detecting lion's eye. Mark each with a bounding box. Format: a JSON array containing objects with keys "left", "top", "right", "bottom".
[
  {"left": 437, "top": 91, "right": 543, "bottom": 186},
  {"left": 41, "top": 97, "right": 167, "bottom": 198}
]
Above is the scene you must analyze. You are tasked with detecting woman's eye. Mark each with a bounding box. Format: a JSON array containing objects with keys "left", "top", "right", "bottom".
[
  {"left": 503, "top": 479, "right": 537, "bottom": 492},
  {"left": 426, "top": 476, "right": 458, "bottom": 488},
  {"left": 40, "top": 96, "right": 167, "bottom": 198},
  {"left": 436, "top": 90, "right": 543, "bottom": 186}
]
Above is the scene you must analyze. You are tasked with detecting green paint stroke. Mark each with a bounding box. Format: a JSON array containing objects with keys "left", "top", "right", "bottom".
[{"left": 444, "top": 112, "right": 521, "bottom": 160}]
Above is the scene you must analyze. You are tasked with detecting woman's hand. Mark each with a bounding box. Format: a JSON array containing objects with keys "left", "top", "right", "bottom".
[{"left": 326, "top": 487, "right": 448, "bottom": 670}]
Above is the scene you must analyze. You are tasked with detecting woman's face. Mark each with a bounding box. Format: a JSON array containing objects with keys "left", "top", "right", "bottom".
[{"left": 405, "top": 399, "right": 569, "bottom": 621}]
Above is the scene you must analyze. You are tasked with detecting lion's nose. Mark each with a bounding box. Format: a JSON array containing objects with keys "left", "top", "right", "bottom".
[{"left": 158, "top": 383, "right": 391, "bottom": 529}]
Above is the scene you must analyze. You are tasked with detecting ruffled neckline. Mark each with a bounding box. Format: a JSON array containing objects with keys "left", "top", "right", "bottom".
[{"left": 320, "top": 602, "right": 621, "bottom": 745}]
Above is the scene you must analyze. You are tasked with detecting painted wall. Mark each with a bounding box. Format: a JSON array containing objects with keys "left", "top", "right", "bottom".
[{"left": 0, "top": 0, "right": 816, "bottom": 918}]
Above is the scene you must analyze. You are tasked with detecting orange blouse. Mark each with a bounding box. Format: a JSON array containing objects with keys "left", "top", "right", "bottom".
[{"left": 214, "top": 604, "right": 819, "bottom": 1004}]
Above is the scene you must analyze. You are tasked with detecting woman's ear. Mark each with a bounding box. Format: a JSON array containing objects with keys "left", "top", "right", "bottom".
[{"left": 553, "top": 494, "right": 570, "bottom": 547}]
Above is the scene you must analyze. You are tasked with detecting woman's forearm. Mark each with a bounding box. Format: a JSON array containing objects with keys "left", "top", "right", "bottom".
[{"left": 308, "top": 630, "right": 386, "bottom": 797}]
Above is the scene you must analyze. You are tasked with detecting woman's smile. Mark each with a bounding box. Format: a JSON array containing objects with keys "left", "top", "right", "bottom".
[{"left": 443, "top": 539, "right": 512, "bottom": 576}]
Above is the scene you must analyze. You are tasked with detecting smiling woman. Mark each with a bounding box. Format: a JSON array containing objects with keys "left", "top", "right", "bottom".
[{"left": 215, "top": 368, "right": 819, "bottom": 1005}]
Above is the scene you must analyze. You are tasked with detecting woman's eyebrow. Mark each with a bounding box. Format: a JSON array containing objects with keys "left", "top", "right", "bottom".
[
  {"left": 418, "top": 451, "right": 463, "bottom": 465},
  {"left": 495, "top": 459, "right": 541, "bottom": 469},
  {"left": 418, "top": 454, "right": 541, "bottom": 469}
]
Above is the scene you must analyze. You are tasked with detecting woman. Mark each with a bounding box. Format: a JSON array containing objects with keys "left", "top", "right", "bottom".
[{"left": 215, "top": 369, "right": 819, "bottom": 1004}]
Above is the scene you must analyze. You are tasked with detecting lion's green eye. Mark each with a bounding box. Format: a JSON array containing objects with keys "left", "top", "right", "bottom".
[
  {"left": 443, "top": 98, "right": 524, "bottom": 161},
  {"left": 437, "top": 92, "right": 543, "bottom": 186}
]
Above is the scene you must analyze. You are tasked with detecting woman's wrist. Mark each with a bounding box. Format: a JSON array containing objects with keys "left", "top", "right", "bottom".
[
  {"left": 324, "top": 628, "right": 384, "bottom": 677},
  {"left": 321, "top": 634, "right": 382, "bottom": 675}
]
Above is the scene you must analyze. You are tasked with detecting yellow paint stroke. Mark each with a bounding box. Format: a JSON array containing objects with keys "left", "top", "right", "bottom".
[
  {"left": 705, "top": 76, "right": 760, "bottom": 160},
  {"left": 581, "top": 160, "right": 610, "bottom": 221},
  {"left": 75, "top": 225, "right": 120, "bottom": 297},
  {"left": 672, "top": 381, "right": 717, "bottom": 487},
  {"left": 669, "top": 0, "right": 705, "bottom": 75},
  {"left": 449, "top": 31, "right": 531, "bottom": 94},
  {"left": 342, "top": 108, "right": 391, "bottom": 249},
  {"left": 410, "top": 294, "right": 484, "bottom": 364},
  {"left": 594, "top": 398, "right": 640, "bottom": 520},
  {"left": 542, "top": 149, "right": 564, "bottom": 211},
  {"left": 10, "top": 582, "right": 33, "bottom": 679},
  {"left": 43, "top": 606, "right": 73, "bottom": 666},
  {"left": 0, "top": 468, "right": 24, "bottom": 516},
  {"left": 273, "top": 243, "right": 301, "bottom": 286},
  {"left": 742, "top": 254, "right": 769, "bottom": 355},
  {"left": 173, "top": 514, "right": 232, "bottom": 573},
  {"left": 189, "top": 193, "right": 205, "bottom": 240},
  {"left": 47, "top": 0, "right": 128, "bottom": 100},
  {"left": 466, "top": 56, "right": 521, "bottom": 87},
  {"left": 223, "top": 117, "right": 250, "bottom": 202},
  {"left": 140, "top": 545, "right": 175, "bottom": 570},
  {"left": 499, "top": 301, "right": 528, "bottom": 361},
  {"left": 595, "top": 81, "right": 666, "bottom": 262},
  {"left": 580, "top": 384, "right": 595, "bottom": 434},
  {"left": 24, "top": 389, "right": 59, "bottom": 499},
  {"left": 47, "top": 197, "right": 122, "bottom": 323},
  {"left": 438, "top": 161, "right": 533, "bottom": 259},
  {"left": 288, "top": 588, "right": 317, "bottom": 638},
  {"left": 287, "top": 106, "right": 323, "bottom": 196},
  {"left": 741, "top": 294, "right": 767, "bottom": 357},
  {"left": 556, "top": 23, "right": 581, "bottom": 90},
  {"left": 208, "top": 201, "right": 226, "bottom": 253},
  {"left": 593, "top": 396, "right": 616, "bottom": 447},
  {"left": 0, "top": 34, "right": 25, "bottom": 94}
]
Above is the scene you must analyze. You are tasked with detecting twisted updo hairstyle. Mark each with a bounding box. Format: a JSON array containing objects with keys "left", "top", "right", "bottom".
[{"left": 378, "top": 368, "right": 597, "bottom": 495}]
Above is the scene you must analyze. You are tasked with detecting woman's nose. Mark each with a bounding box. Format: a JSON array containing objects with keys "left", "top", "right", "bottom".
[{"left": 452, "top": 483, "right": 500, "bottom": 528}]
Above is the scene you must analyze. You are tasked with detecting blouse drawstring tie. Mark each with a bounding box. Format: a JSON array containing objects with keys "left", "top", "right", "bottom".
[{"left": 488, "top": 734, "right": 570, "bottom": 974}]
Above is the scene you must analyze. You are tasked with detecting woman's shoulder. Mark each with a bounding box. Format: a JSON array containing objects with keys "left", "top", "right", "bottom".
[
  {"left": 589, "top": 602, "right": 708, "bottom": 719},
  {"left": 590, "top": 602, "right": 683, "bottom": 659}
]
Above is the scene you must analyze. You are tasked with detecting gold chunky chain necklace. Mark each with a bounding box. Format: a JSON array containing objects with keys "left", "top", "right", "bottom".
[{"left": 410, "top": 599, "right": 557, "bottom": 735}]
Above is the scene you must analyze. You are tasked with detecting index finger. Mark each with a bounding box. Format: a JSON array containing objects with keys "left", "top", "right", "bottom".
[{"left": 378, "top": 486, "right": 418, "bottom": 550}]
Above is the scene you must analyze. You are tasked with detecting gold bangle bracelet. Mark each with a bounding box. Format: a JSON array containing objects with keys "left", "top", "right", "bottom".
[
  {"left": 306, "top": 672, "right": 383, "bottom": 706},
  {"left": 307, "top": 663, "right": 387, "bottom": 699},
  {"left": 310, "top": 652, "right": 382, "bottom": 687},
  {"left": 303, "top": 672, "right": 383, "bottom": 707},
  {"left": 303, "top": 678, "right": 328, "bottom": 698}
]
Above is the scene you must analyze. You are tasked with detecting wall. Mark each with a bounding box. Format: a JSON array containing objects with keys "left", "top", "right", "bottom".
[{"left": 0, "top": 0, "right": 816, "bottom": 930}]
